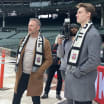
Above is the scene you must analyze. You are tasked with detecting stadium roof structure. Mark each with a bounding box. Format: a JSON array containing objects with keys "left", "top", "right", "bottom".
[{"left": 0, "top": 0, "right": 104, "bottom": 17}]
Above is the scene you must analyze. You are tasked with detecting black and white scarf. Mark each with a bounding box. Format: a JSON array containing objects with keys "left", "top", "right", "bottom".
[
  {"left": 67, "top": 22, "right": 93, "bottom": 66},
  {"left": 15, "top": 34, "right": 44, "bottom": 72}
]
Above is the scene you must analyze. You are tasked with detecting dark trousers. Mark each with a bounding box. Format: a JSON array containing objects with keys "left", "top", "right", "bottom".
[
  {"left": 74, "top": 101, "right": 92, "bottom": 104},
  {"left": 44, "top": 65, "right": 62, "bottom": 95},
  {"left": 12, "top": 72, "right": 40, "bottom": 104}
]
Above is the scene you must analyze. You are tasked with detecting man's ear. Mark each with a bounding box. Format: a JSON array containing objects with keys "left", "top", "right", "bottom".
[{"left": 38, "top": 26, "right": 40, "bottom": 31}]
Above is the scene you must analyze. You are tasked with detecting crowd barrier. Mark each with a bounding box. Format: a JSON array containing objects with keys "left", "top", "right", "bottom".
[{"left": 95, "top": 65, "right": 104, "bottom": 104}]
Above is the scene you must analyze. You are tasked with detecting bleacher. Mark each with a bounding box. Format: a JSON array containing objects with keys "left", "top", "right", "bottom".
[
  {"left": 11, "top": 31, "right": 27, "bottom": 39},
  {"left": 0, "top": 24, "right": 103, "bottom": 55},
  {"left": 0, "top": 26, "right": 61, "bottom": 52},
  {"left": 0, "top": 38, "right": 19, "bottom": 49},
  {"left": 0, "top": 31, "right": 15, "bottom": 39}
]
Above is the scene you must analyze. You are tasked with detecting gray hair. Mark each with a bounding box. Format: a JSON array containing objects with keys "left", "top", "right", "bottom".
[{"left": 29, "top": 18, "right": 41, "bottom": 27}]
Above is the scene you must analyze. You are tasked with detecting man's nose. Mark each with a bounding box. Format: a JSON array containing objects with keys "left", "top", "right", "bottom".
[{"left": 76, "top": 13, "right": 78, "bottom": 17}]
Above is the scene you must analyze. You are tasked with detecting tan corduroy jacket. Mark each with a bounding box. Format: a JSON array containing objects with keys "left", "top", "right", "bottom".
[{"left": 14, "top": 38, "right": 52, "bottom": 96}]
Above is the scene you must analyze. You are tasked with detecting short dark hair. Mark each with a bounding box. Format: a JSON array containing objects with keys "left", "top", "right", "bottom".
[
  {"left": 76, "top": 3, "right": 95, "bottom": 19},
  {"left": 70, "top": 23, "right": 79, "bottom": 29}
]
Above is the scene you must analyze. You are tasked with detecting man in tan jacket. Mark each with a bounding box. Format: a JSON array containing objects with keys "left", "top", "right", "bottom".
[{"left": 12, "top": 18, "right": 52, "bottom": 104}]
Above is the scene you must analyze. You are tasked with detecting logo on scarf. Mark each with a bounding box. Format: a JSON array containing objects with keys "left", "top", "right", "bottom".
[
  {"left": 37, "top": 57, "right": 40, "bottom": 63},
  {"left": 72, "top": 53, "right": 77, "bottom": 60}
]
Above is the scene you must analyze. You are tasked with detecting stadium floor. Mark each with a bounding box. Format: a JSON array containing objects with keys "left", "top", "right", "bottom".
[{"left": 0, "top": 55, "right": 98, "bottom": 104}]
